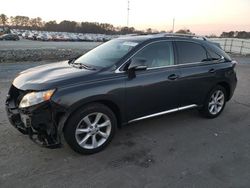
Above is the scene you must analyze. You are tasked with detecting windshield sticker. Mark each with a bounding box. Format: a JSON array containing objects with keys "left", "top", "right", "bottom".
[{"left": 122, "top": 42, "right": 138, "bottom": 47}]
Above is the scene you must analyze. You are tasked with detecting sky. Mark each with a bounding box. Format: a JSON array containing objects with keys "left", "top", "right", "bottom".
[{"left": 0, "top": 0, "right": 250, "bottom": 35}]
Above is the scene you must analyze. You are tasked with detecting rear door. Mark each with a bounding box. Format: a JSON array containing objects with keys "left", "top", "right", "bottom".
[
  {"left": 125, "top": 41, "right": 181, "bottom": 121},
  {"left": 174, "top": 40, "right": 219, "bottom": 106}
]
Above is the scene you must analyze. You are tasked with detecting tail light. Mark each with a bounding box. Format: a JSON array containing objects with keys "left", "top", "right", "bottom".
[{"left": 232, "top": 60, "right": 238, "bottom": 68}]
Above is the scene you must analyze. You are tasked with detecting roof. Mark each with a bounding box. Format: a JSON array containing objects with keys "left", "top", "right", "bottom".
[{"left": 118, "top": 33, "right": 209, "bottom": 43}]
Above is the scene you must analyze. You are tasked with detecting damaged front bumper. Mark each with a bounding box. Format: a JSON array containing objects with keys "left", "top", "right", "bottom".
[{"left": 5, "top": 85, "right": 65, "bottom": 148}]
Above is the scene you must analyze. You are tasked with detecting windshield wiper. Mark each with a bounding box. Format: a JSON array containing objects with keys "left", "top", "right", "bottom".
[{"left": 72, "top": 62, "right": 96, "bottom": 70}]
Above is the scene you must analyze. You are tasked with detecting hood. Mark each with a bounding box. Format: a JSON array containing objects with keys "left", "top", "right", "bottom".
[{"left": 13, "top": 61, "right": 98, "bottom": 90}]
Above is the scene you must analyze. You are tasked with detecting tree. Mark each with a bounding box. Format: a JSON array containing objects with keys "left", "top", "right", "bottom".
[
  {"left": 100, "top": 23, "right": 115, "bottom": 34},
  {"left": 30, "top": 17, "right": 43, "bottom": 29},
  {"left": 146, "top": 28, "right": 152, "bottom": 34},
  {"left": 58, "top": 20, "right": 77, "bottom": 32},
  {"left": 207, "top": 34, "right": 218, "bottom": 38},
  {"left": 120, "top": 27, "right": 135, "bottom": 34},
  {"left": 220, "top": 31, "right": 250, "bottom": 39},
  {"left": 220, "top": 31, "right": 235, "bottom": 38},
  {"left": 10, "top": 16, "right": 30, "bottom": 28},
  {"left": 235, "top": 31, "right": 250, "bottom": 39},
  {"left": 0, "top": 13, "right": 144, "bottom": 34},
  {"left": 9, "top": 16, "right": 16, "bottom": 26},
  {"left": 44, "top": 20, "right": 58, "bottom": 31},
  {"left": 176, "top": 29, "right": 192, "bottom": 34},
  {"left": 0, "top": 14, "right": 8, "bottom": 26}
]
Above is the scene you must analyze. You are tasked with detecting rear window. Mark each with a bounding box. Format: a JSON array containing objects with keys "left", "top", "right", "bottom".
[{"left": 176, "top": 41, "right": 208, "bottom": 64}]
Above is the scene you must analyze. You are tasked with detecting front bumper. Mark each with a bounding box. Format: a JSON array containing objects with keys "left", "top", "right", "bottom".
[{"left": 5, "top": 86, "right": 64, "bottom": 148}]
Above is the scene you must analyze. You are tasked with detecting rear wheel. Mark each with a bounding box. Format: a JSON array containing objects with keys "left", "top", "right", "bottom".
[
  {"left": 200, "top": 85, "right": 226, "bottom": 118},
  {"left": 64, "top": 103, "right": 117, "bottom": 154}
]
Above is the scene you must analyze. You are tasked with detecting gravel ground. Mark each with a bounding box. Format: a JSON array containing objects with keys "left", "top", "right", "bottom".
[
  {"left": 0, "top": 57, "right": 250, "bottom": 188},
  {"left": 0, "top": 39, "right": 101, "bottom": 62},
  {"left": 0, "top": 39, "right": 101, "bottom": 50}
]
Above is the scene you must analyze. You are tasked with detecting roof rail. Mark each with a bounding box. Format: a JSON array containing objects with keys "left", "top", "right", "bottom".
[{"left": 152, "top": 33, "right": 208, "bottom": 41}]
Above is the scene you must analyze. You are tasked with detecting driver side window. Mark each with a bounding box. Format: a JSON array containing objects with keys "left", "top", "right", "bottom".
[{"left": 131, "top": 41, "right": 174, "bottom": 69}]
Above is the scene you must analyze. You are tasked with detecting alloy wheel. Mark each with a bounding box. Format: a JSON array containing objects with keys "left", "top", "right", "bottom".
[
  {"left": 75, "top": 112, "right": 112, "bottom": 149},
  {"left": 208, "top": 90, "right": 225, "bottom": 115}
]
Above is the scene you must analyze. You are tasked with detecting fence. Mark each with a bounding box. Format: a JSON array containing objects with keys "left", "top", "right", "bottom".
[{"left": 209, "top": 38, "right": 250, "bottom": 55}]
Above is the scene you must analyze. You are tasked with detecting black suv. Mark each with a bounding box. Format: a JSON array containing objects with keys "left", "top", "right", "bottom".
[
  {"left": 0, "top": 34, "right": 20, "bottom": 41},
  {"left": 6, "top": 34, "right": 237, "bottom": 154}
]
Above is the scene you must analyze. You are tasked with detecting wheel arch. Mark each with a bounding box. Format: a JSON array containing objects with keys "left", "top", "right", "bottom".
[
  {"left": 201, "top": 81, "right": 231, "bottom": 107},
  {"left": 58, "top": 98, "right": 123, "bottom": 136},
  {"left": 216, "top": 81, "right": 231, "bottom": 101}
]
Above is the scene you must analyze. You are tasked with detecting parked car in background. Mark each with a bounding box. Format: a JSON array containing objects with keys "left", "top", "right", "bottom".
[
  {"left": 0, "top": 28, "right": 5, "bottom": 35},
  {"left": 6, "top": 33, "right": 237, "bottom": 154},
  {"left": 8, "top": 28, "right": 118, "bottom": 42},
  {"left": 0, "top": 34, "right": 20, "bottom": 41},
  {"left": 22, "top": 32, "right": 30, "bottom": 39},
  {"left": 36, "top": 34, "right": 47, "bottom": 41}
]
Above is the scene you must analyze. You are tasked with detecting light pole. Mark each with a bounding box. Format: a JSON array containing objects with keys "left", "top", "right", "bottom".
[
  {"left": 127, "top": 0, "right": 130, "bottom": 27},
  {"left": 172, "top": 17, "right": 175, "bottom": 33}
]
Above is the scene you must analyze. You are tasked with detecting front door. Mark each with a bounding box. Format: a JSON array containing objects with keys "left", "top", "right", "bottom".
[{"left": 124, "top": 41, "right": 181, "bottom": 121}]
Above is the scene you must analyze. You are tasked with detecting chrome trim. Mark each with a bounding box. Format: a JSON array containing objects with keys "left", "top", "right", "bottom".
[
  {"left": 128, "top": 104, "right": 198, "bottom": 123},
  {"left": 147, "top": 61, "right": 203, "bottom": 70},
  {"left": 115, "top": 61, "right": 211, "bottom": 74},
  {"left": 179, "top": 104, "right": 197, "bottom": 110}
]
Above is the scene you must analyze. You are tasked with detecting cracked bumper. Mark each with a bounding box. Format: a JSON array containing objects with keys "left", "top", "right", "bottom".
[{"left": 5, "top": 86, "right": 65, "bottom": 148}]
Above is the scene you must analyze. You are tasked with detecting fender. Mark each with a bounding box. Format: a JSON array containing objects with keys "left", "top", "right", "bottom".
[{"left": 57, "top": 94, "right": 125, "bottom": 137}]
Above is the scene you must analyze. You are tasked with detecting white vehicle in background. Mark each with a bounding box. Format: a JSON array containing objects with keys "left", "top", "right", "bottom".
[
  {"left": 63, "top": 34, "right": 71, "bottom": 41},
  {"left": 78, "top": 34, "right": 86, "bottom": 41},
  {"left": 84, "top": 34, "right": 94, "bottom": 41},
  {"left": 22, "top": 32, "right": 30, "bottom": 39},
  {"left": 27, "top": 33, "right": 34, "bottom": 40}
]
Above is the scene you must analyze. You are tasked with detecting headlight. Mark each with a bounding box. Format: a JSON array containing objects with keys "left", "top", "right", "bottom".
[{"left": 19, "top": 89, "right": 55, "bottom": 108}]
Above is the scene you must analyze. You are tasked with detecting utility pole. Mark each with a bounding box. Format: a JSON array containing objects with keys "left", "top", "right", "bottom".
[
  {"left": 172, "top": 17, "right": 175, "bottom": 33},
  {"left": 127, "top": 0, "right": 130, "bottom": 27}
]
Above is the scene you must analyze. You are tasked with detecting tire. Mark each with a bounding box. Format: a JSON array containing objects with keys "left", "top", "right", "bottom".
[
  {"left": 64, "top": 103, "right": 117, "bottom": 154},
  {"left": 200, "top": 85, "right": 227, "bottom": 119}
]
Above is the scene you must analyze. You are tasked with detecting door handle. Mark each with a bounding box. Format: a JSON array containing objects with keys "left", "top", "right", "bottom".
[
  {"left": 209, "top": 68, "right": 216, "bottom": 73},
  {"left": 168, "top": 74, "right": 179, "bottom": 80}
]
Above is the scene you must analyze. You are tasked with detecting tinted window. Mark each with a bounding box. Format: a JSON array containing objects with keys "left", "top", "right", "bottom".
[
  {"left": 131, "top": 41, "right": 174, "bottom": 68},
  {"left": 207, "top": 49, "right": 221, "bottom": 60},
  {"left": 176, "top": 41, "right": 208, "bottom": 64}
]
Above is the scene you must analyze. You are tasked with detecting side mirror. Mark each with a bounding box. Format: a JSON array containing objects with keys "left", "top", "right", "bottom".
[{"left": 127, "top": 58, "right": 148, "bottom": 79}]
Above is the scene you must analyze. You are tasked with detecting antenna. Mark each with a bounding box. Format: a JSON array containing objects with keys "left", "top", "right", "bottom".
[{"left": 127, "top": 0, "right": 130, "bottom": 27}]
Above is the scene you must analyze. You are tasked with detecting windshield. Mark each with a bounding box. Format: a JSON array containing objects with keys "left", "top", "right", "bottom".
[{"left": 74, "top": 39, "right": 139, "bottom": 68}]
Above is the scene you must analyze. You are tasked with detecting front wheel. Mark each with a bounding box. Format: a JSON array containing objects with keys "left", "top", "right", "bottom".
[
  {"left": 200, "top": 86, "right": 227, "bottom": 118},
  {"left": 64, "top": 103, "right": 117, "bottom": 154}
]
